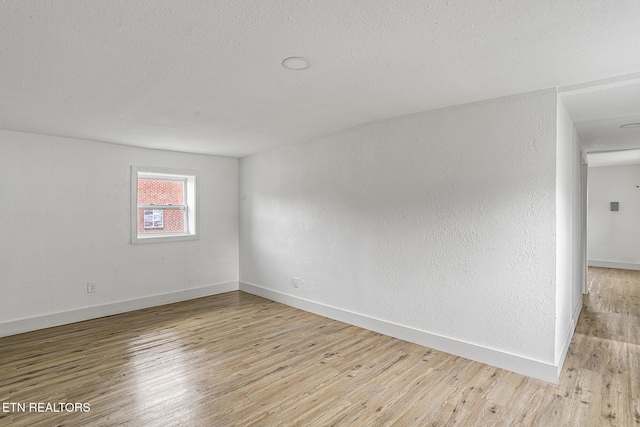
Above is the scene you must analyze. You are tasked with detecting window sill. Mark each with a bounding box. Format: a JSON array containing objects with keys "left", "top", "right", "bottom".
[{"left": 131, "top": 234, "right": 198, "bottom": 244}]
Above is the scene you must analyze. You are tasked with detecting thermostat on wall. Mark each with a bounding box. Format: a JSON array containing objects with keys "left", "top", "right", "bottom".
[{"left": 610, "top": 202, "right": 619, "bottom": 211}]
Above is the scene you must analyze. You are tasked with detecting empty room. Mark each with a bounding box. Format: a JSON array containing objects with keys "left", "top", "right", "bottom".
[{"left": 1, "top": 1, "right": 639, "bottom": 426}]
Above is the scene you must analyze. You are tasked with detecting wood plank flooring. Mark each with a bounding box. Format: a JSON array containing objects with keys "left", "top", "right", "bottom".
[{"left": 0, "top": 267, "right": 638, "bottom": 426}]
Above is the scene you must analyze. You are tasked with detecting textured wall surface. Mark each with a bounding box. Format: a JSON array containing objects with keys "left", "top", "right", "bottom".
[
  {"left": 0, "top": 130, "right": 239, "bottom": 324},
  {"left": 555, "top": 100, "right": 585, "bottom": 363},
  {"left": 240, "top": 89, "right": 558, "bottom": 363},
  {"left": 588, "top": 165, "right": 640, "bottom": 267}
]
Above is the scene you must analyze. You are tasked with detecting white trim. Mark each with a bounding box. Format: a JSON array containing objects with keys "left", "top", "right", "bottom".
[
  {"left": 134, "top": 233, "right": 199, "bottom": 244},
  {"left": 138, "top": 205, "right": 186, "bottom": 210},
  {"left": 239, "top": 281, "right": 561, "bottom": 384},
  {"left": 0, "top": 281, "right": 239, "bottom": 338},
  {"left": 131, "top": 166, "right": 199, "bottom": 244},
  {"left": 588, "top": 260, "right": 640, "bottom": 271},
  {"left": 558, "top": 72, "right": 640, "bottom": 94},
  {"left": 556, "top": 296, "right": 582, "bottom": 368},
  {"left": 138, "top": 173, "right": 189, "bottom": 181}
]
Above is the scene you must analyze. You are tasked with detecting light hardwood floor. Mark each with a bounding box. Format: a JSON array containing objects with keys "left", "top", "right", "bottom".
[{"left": 0, "top": 267, "right": 638, "bottom": 426}]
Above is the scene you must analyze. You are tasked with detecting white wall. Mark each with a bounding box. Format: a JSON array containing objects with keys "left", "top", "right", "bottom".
[
  {"left": 588, "top": 164, "right": 640, "bottom": 270},
  {"left": 0, "top": 130, "right": 239, "bottom": 335},
  {"left": 555, "top": 99, "right": 585, "bottom": 367},
  {"left": 240, "top": 89, "right": 561, "bottom": 381}
]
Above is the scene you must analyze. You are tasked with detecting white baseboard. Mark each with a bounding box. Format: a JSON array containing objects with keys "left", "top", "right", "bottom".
[
  {"left": 0, "top": 281, "right": 239, "bottom": 338},
  {"left": 555, "top": 296, "right": 582, "bottom": 369},
  {"left": 588, "top": 260, "right": 640, "bottom": 271},
  {"left": 240, "top": 281, "right": 560, "bottom": 384}
]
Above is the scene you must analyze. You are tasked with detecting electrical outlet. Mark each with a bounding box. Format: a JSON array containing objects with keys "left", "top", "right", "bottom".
[
  {"left": 87, "top": 282, "right": 96, "bottom": 293},
  {"left": 292, "top": 277, "right": 299, "bottom": 288}
]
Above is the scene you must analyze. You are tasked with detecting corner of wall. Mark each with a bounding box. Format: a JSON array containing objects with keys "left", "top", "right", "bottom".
[
  {"left": 0, "top": 281, "right": 240, "bottom": 338},
  {"left": 240, "top": 282, "right": 561, "bottom": 384},
  {"left": 554, "top": 94, "right": 585, "bottom": 366}
]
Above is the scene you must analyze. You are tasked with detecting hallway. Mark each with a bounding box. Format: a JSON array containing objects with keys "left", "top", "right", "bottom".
[{"left": 559, "top": 267, "right": 640, "bottom": 425}]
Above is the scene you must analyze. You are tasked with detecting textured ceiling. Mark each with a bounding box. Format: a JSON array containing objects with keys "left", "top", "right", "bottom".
[
  {"left": 561, "top": 77, "right": 640, "bottom": 154},
  {"left": 1, "top": 0, "right": 640, "bottom": 157}
]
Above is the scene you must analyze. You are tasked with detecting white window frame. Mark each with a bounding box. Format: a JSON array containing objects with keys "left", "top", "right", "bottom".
[{"left": 131, "top": 166, "right": 198, "bottom": 244}]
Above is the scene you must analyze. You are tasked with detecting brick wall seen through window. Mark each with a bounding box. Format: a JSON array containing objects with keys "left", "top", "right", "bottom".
[{"left": 137, "top": 178, "right": 185, "bottom": 234}]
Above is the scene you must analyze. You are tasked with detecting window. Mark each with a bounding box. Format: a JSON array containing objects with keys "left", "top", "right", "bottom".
[{"left": 131, "top": 166, "right": 198, "bottom": 244}]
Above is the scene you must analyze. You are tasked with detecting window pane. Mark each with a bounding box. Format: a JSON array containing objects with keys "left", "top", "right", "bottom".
[
  {"left": 132, "top": 167, "right": 197, "bottom": 244},
  {"left": 138, "top": 178, "right": 184, "bottom": 205},
  {"left": 137, "top": 209, "right": 186, "bottom": 234}
]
